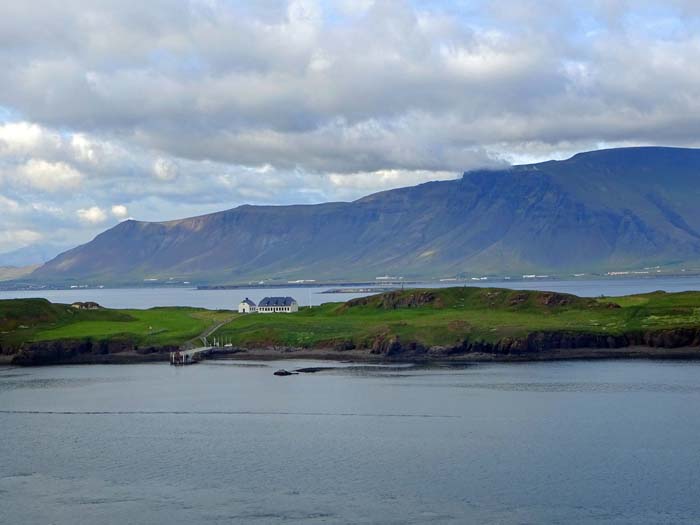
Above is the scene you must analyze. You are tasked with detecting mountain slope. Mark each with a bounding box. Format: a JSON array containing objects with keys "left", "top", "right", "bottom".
[
  {"left": 0, "top": 265, "right": 38, "bottom": 282},
  {"left": 0, "top": 243, "right": 73, "bottom": 267},
  {"left": 31, "top": 147, "right": 700, "bottom": 284}
]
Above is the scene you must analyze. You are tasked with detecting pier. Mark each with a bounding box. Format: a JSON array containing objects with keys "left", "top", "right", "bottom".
[
  {"left": 170, "top": 346, "right": 214, "bottom": 365},
  {"left": 170, "top": 331, "right": 235, "bottom": 366}
]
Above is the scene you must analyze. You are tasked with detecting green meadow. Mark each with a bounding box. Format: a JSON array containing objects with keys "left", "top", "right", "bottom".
[
  {"left": 0, "top": 298, "right": 234, "bottom": 351},
  {"left": 3, "top": 287, "right": 700, "bottom": 354},
  {"left": 211, "top": 287, "right": 700, "bottom": 349}
]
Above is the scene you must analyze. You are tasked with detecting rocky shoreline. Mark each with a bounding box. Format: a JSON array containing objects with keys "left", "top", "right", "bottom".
[
  {"left": 209, "top": 326, "right": 700, "bottom": 363},
  {"left": 4, "top": 326, "right": 700, "bottom": 366},
  {"left": 5, "top": 339, "right": 177, "bottom": 366},
  {"left": 210, "top": 345, "right": 700, "bottom": 363}
]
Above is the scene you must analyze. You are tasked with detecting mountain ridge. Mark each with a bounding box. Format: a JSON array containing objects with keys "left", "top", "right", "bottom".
[{"left": 30, "top": 146, "right": 700, "bottom": 284}]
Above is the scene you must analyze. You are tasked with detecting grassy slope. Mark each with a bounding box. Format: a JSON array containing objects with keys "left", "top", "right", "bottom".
[
  {"left": 3, "top": 287, "right": 700, "bottom": 354},
  {"left": 0, "top": 298, "right": 234, "bottom": 350},
  {"left": 212, "top": 287, "right": 700, "bottom": 349}
]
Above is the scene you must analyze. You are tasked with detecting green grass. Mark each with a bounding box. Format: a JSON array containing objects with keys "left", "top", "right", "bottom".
[
  {"left": 211, "top": 287, "right": 700, "bottom": 349},
  {"left": 0, "top": 298, "right": 234, "bottom": 351},
  {"left": 4, "top": 287, "right": 700, "bottom": 354}
]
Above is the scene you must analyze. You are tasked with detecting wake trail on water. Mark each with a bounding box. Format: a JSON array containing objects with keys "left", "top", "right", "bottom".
[{"left": 0, "top": 409, "right": 458, "bottom": 418}]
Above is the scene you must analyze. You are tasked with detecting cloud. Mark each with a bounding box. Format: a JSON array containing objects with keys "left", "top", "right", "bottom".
[
  {"left": 70, "top": 133, "right": 102, "bottom": 164},
  {"left": 76, "top": 206, "right": 107, "bottom": 224},
  {"left": 327, "top": 169, "right": 458, "bottom": 194},
  {"left": 0, "top": 194, "right": 20, "bottom": 212},
  {"left": 17, "top": 159, "right": 84, "bottom": 192},
  {"left": 4, "top": 1, "right": 700, "bottom": 174},
  {"left": 1, "top": 0, "right": 700, "bottom": 251},
  {"left": 0, "top": 122, "right": 51, "bottom": 154},
  {"left": 152, "top": 158, "right": 178, "bottom": 181},
  {"left": 0, "top": 228, "right": 43, "bottom": 252},
  {"left": 111, "top": 204, "right": 128, "bottom": 219}
]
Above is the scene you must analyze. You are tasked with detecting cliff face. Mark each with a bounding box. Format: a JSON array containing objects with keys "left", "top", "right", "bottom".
[
  {"left": 10, "top": 339, "right": 176, "bottom": 366},
  {"left": 366, "top": 328, "right": 700, "bottom": 359},
  {"left": 11, "top": 328, "right": 700, "bottom": 365},
  {"left": 30, "top": 147, "right": 700, "bottom": 284}
]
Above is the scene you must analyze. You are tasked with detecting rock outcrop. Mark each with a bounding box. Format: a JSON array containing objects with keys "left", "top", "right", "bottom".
[
  {"left": 364, "top": 327, "right": 700, "bottom": 359},
  {"left": 346, "top": 291, "right": 441, "bottom": 310},
  {"left": 11, "top": 339, "right": 176, "bottom": 366}
]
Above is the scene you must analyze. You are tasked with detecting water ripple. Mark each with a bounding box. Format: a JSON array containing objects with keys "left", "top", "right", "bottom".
[
  {"left": 0, "top": 409, "right": 458, "bottom": 418},
  {"left": 450, "top": 381, "right": 700, "bottom": 393}
]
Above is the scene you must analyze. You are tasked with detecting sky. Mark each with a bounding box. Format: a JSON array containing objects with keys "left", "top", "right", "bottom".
[{"left": 1, "top": 0, "right": 700, "bottom": 255}]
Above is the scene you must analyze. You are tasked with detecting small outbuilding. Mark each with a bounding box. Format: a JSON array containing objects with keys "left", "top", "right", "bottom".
[
  {"left": 258, "top": 296, "right": 298, "bottom": 313},
  {"left": 238, "top": 298, "right": 257, "bottom": 313},
  {"left": 70, "top": 301, "right": 101, "bottom": 310}
]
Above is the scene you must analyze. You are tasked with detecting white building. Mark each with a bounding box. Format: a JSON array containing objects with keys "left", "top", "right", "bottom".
[
  {"left": 258, "top": 296, "right": 298, "bottom": 313},
  {"left": 238, "top": 298, "right": 257, "bottom": 313}
]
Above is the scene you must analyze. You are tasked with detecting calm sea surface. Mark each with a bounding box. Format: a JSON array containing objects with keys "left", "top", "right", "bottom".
[
  {"left": 3, "top": 276, "right": 700, "bottom": 309},
  {"left": 3, "top": 277, "right": 700, "bottom": 523},
  {"left": 2, "top": 360, "right": 700, "bottom": 524}
]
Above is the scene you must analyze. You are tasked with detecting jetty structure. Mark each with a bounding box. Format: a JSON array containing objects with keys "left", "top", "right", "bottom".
[{"left": 170, "top": 346, "right": 214, "bottom": 365}]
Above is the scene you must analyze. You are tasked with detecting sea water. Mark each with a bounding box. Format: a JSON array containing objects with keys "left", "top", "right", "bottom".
[
  {"left": 2, "top": 359, "right": 700, "bottom": 524},
  {"left": 3, "top": 276, "right": 700, "bottom": 309}
]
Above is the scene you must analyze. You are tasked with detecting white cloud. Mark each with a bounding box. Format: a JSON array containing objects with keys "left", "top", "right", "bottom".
[
  {"left": 2, "top": 1, "right": 699, "bottom": 176},
  {"left": 0, "top": 121, "right": 66, "bottom": 179},
  {"left": 111, "top": 204, "right": 128, "bottom": 219},
  {"left": 153, "top": 157, "right": 178, "bottom": 181},
  {"left": 76, "top": 206, "right": 107, "bottom": 224},
  {"left": 29, "top": 202, "right": 64, "bottom": 216},
  {"left": 0, "top": 122, "right": 47, "bottom": 154},
  {"left": 0, "top": 228, "right": 43, "bottom": 252},
  {"left": 0, "top": 194, "right": 21, "bottom": 212},
  {"left": 70, "top": 133, "right": 100, "bottom": 164},
  {"left": 328, "top": 169, "right": 459, "bottom": 192},
  {"left": 18, "top": 159, "right": 84, "bottom": 192}
]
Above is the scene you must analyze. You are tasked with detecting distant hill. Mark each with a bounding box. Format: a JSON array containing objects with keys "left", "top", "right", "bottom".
[
  {"left": 30, "top": 147, "right": 700, "bottom": 284},
  {"left": 0, "top": 265, "right": 38, "bottom": 282},
  {"left": 0, "top": 243, "right": 73, "bottom": 267}
]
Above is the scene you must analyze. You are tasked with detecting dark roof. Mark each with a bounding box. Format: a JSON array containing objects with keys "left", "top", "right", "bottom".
[
  {"left": 259, "top": 296, "right": 297, "bottom": 307},
  {"left": 240, "top": 298, "right": 256, "bottom": 306}
]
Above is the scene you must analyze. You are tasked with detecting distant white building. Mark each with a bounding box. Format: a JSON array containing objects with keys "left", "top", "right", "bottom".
[
  {"left": 238, "top": 298, "right": 257, "bottom": 313},
  {"left": 258, "top": 296, "right": 298, "bottom": 313}
]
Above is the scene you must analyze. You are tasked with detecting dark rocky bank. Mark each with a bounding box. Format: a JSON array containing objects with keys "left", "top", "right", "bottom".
[
  {"left": 7, "top": 326, "right": 700, "bottom": 366},
  {"left": 366, "top": 328, "right": 700, "bottom": 359},
  {"left": 9, "top": 339, "right": 177, "bottom": 366}
]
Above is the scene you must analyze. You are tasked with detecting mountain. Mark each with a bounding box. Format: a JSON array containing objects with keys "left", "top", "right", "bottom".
[
  {"left": 0, "top": 243, "right": 73, "bottom": 267},
  {"left": 0, "top": 265, "right": 38, "bottom": 282},
  {"left": 30, "top": 147, "right": 700, "bottom": 284}
]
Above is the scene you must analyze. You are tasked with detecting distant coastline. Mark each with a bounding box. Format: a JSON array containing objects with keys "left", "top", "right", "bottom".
[{"left": 5, "top": 271, "right": 700, "bottom": 293}]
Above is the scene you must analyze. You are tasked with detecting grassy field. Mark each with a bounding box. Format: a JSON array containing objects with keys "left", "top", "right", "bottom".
[
  {"left": 211, "top": 287, "right": 700, "bottom": 349},
  {"left": 0, "top": 298, "right": 234, "bottom": 351},
  {"left": 3, "top": 287, "right": 700, "bottom": 355}
]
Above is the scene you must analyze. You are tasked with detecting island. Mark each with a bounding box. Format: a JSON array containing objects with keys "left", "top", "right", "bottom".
[{"left": 2, "top": 287, "right": 700, "bottom": 366}]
